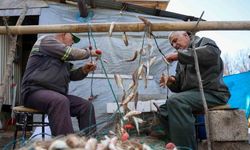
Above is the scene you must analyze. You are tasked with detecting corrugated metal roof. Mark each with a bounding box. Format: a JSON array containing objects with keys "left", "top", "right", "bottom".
[
  {"left": 0, "top": 0, "right": 48, "bottom": 17},
  {"left": 0, "top": 0, "right": 48, "bottom": 9},
  {"left": 85, "top": 0, "right": 201, "bottom": 21},
  {"left": 0, "top": 8, "right": 41, "bottom": 17}
]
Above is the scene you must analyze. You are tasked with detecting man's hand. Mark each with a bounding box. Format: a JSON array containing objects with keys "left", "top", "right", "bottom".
[
  {"left": 159, "top": 74, "right": 176, "bottom": 88},
  {"left": 82, "top": 62, "right": 97, "bottom": 74},
  {"left": 90, "top": 49, "right": 102, "bottom": 57},
  {"left": 165, "top": 52, "right": 178, "bottom": 62}
]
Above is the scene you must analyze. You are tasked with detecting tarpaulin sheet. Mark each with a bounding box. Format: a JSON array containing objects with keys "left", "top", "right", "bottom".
[
  {"left": 38, "top": 2, "right": 178, "bottom": 119},
  {"left": 224, "top": 71, "right": 250, "bottom": 118}
]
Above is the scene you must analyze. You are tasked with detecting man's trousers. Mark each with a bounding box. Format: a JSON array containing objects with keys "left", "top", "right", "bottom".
[
  {"left": 159, "top": 90, "right": 226, "bottom": 150},
  {"left": 24, "top": 89, "right": 96, "bottom": 136}
]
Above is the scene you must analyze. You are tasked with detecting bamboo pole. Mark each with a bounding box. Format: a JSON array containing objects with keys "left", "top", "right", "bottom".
[{"left": 1, "top": 21, "right": 250, "bottom": 35}]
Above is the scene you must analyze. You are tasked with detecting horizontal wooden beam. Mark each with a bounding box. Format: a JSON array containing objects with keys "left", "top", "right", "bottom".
[
  {"left": 1, "top": 21, "right": 250, "bottom": 35},
  {"left": 115, "top": 0, "right": 169, "bottom": 2}
]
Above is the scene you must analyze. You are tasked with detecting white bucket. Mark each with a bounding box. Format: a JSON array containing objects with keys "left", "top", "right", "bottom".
[{"left": 248, "top": 128, "right": 250, "bottom": 144}]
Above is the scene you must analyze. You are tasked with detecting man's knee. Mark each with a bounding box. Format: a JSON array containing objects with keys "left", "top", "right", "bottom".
[{"left": 51, "top": 95, "right": 69, "bottom": 108}]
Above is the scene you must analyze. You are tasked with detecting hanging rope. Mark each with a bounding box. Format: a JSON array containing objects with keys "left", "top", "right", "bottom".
[
  {"left": 151, "top": 32, "right": 170, "bottom": 98},
  {"left": 87, "top": 24, "right": 96, "bottom": 101},
  {"left": 88, "top": 23, "right": 123, "bottom": 116}
]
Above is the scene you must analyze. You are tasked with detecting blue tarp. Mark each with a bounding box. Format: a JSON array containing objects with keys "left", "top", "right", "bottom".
[
  {"left": 224, "top": 71, "right": 250, "bottom": 118},
  {"left": 197, "top": 71, "right": 250, "bottom": 139}
]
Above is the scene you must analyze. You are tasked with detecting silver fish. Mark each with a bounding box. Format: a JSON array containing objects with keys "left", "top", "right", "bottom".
[
  {"left": 65, "top": 134, "right": 82, "bottom": 148},
  {"left": 109, "top": 22, "right": 115, "bottom": 37},
  {"left": 122, "top": 91, "right": 135, "bottom": 106},
  {"left": 48, "top": 140, "right": 69, "bottom": 150},
  {"left": 84, "top": 138, "right": 97, "bottom": 150},
  {"left": 125, "top": 51, "right": 138, "bottom": 62},
  {"left": 149, "top": 56, "right": 157, "bottom": 67},
  {"left": 114, "top": 74, "right": 124, "bottom": 90},
  {"left": 132, "top": 116, "right": 145, "bottom": 135},
  {"left": 139, "top": 48, "right": 146, "bottom": 56},
  {"left": 127, "top": 68, "right": 140, "bottom": 92},
  {"left": 109, "top": 137, "right": 119, "bottom": 150},
  {"left": 137, "top": 64, "right": 144, "bottom": 78},
  {"left": 141, "top": 67, "right": 148, "bottom": 88},
  {"left": 123, "top": 110, "right": 141, "bottom": 120},
  {"left": 143, "top": 144, "right": 153, "bottom": 150},
  {"left": 123, "top": 32, "right": 129, "bottom": 46},
  {"left": 134, "top": 92, "right": 139, "bottom": 109}
]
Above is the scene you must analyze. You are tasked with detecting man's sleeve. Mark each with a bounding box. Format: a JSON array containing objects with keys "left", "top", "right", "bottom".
[
  {"left": 69, "top": 66, "right": 88, "bottom": 81},
  {"left": 39, "top": 36, "right": 90, "bottom": 61},
  {"left": 178, "top": 37, "right": 221, "bottom": 66}
]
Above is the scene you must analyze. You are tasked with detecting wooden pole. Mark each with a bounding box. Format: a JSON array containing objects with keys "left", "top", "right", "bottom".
[
  {"left": 1, "top": 21, "right": 250, "bottom": 35},
  {"left": 0, "top": 4, "right": 28, "bottom": 111}
]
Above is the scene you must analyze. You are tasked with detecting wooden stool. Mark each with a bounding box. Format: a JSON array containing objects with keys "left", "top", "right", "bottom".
[{"left": 12, "top": 106, "right": 49, "bottom": 149}]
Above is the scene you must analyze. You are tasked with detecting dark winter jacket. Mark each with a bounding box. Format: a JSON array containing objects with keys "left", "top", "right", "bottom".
[
  {"left": 21, "top": 35, "right": 90, "bottom": 103},
  {"left": 168, "top": 36, "right": 231, "bottom": 102}
]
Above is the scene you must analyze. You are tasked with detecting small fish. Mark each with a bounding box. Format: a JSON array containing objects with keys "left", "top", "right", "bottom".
[
  {"left": 125, "top": 51, "right": 138, "bottom": 62},
  {"left": 145, "top": 38, "right": 154, "bottom": 56},
  {"left": 145, "top": 60, "right": 150, "bottom": 77},
  {"left": 66, "top": 134, "right": 82, "bottom": 148},
  {"left": 134, "top": 92, "right": 139, "bottom": 109},
  {"left": 123, "top": 110, "right": 141, "bottom": 120},
  {"left": 143, "top": 144, "right": 153, "bottom": 150},
  {"left": 109, "top": 130, "right": 116, "bottom": 136},
  {"left": 123, "top": 32, "right": 129, "bottom": 46},
  {"left": 109, "top": 22, "right": 115, "bottom": 37},
  {"left": 122, "top": 91, "right": 135, "bottom": 106},
  {"left": 96, "top": 143, "right": 106, "bottom": 150},
  {"left": 98, "top": 135, "right": 110, "bottom": 149},
  {"left": 121, "top": 90, "right": 126, "bottom": 103},
  {"left": 139, "top": 48, "right": 146, "bottom": 56},
  {"left": 114, "top": 74, "right": 124, "bottom": 90},
  {"left": 84, "top": 138, "right": 97, "bottom": 150},
  {"left": 48, "top": 140, "right": 69, "bottom": 150},
  {"left": 132, "top": 116, "right": 145, "bottom": 135},
  {"left": 141, "top": 67, "right": 148, "bottom": 88},
  {"left": 109, "top": 137, "right": 118, "bottom": 150},
  {"left": 149, "top": 56, "right": 157, "bottom": 67},
  {"left": 127, "top": 68, "right": 139, "bottom": 92},
  {"left": 137, "top": 64, "right": 144, "bottom": 78}
]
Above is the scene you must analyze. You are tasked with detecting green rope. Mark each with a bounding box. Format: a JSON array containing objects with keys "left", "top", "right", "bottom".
[{"left": 88, "top": 23, "right": 123, "bottom": 117}]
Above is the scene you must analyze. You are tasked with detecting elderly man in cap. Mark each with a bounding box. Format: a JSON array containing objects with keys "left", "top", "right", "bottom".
[
  {"left": 158, "top": 31, "right": 230, "bottom": 150},
  {"left": 21, "top": 33, "right": 101, "bottom": 136}
]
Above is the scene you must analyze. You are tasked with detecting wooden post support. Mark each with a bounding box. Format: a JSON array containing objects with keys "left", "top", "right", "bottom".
[{"left": 0, "top": 4, "right": 28, "bottom": 111}]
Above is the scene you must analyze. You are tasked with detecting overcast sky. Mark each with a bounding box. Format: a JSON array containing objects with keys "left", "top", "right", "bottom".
[{"left": 167, "top": 0, "right": 250, "bottom": 56}]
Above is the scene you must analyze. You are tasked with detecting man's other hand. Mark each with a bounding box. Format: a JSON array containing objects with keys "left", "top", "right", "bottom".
[
  {"left": 159, "top": 74, "right": 176, "bottom": 87},
  {"left": 82, "top": 62, "right": 97, "bottom": 74},
  {"left": 165, "top": 52, "right": 178, "bottom": 62}
]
